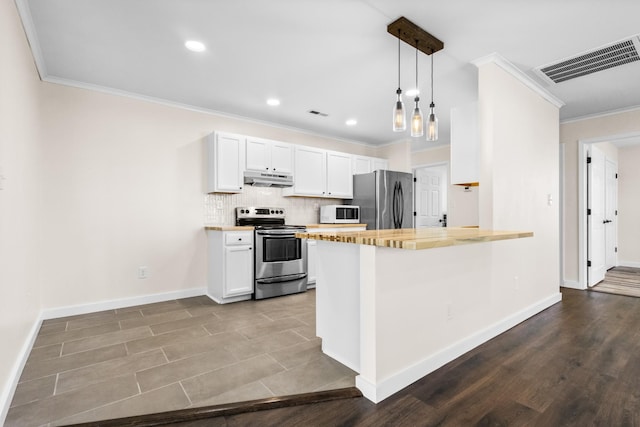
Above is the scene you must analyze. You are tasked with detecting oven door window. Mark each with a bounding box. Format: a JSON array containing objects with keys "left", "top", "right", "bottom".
[{"left": 263, "top": 237, "right": 301, "bottom": 262}]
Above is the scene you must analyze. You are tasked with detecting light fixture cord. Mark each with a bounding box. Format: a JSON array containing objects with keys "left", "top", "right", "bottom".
[
  {"left": 397, "top": 31, "right": 401, "bottom": 89},
  {"left": 415, "top": 41, "right": 419, "bottom": 96},
  {"left": 430, "top": 49, "right": 434, "bottom": 105}
]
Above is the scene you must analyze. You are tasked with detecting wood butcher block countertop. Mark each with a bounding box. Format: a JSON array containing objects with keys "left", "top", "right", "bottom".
[
  {"left": 297, "top": 227, "right": 533, "bottom": 250},
  {"left": 204, "top": 226, "right": 254, "bottom": 231},
  {"left": 305, "top": 224, "right": 367, "bottom": 229}
]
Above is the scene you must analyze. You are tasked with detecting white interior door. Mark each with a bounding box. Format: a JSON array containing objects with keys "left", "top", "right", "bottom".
[
  {"left": 588, "top": 146, "right": 606, "bottom": 287},
  {"left": 415, "top": 165, "right": 447, "bottom": 228},
  {"left": 605, "top": 159, "right": 618, "bottom": 270}
]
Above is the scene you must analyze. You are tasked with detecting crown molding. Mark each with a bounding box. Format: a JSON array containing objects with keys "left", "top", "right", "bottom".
[
  {"left": 561, "top": 104, "right": 640, "bottom": 124},
  {"left": 472, "top": 53, "right": 565, "bottom": 109}
]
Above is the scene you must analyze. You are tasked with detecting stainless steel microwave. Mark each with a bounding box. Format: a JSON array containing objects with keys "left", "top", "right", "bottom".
[{"left": 320, "top": 205, "right": 360, "bottom": 224}]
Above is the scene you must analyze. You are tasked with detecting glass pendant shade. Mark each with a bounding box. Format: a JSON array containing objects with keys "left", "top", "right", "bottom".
[
  {"left": 411, "top": 97, "right": 423, "bottom": 137},
  {"left": 426, "top": 102, "right": 438, "bottom": 141},
  {"left": 393, "top": 89, "right": 406, "bottom": 131}
]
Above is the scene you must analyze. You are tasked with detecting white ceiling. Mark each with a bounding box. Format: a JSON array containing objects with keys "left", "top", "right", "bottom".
[{"left": 18, "top": 0, "right": 640, "bottom": 149}]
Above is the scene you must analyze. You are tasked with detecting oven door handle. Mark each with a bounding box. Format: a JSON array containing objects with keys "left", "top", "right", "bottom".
[
  {"left": 256, "top": 233, "right": 297, "bottom": 239},
  {"left": 256, "top": 230, "right": 301, "bottom": 236},
  {"left": 256, "top": 273, "right": 308, "bottom": 285}
]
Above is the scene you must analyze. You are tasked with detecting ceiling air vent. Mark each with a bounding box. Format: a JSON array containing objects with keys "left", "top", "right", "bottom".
[{"left": 535, "top": 36, "right": 640, "bottom": 84}]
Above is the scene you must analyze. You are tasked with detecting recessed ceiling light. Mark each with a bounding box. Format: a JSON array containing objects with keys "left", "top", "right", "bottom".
[
  {"left": 346, "top": 119, "right": 357, "bottom": 126},
  {"left": 267, "top": 98, "right": 281, "bottom": 106},
  {"left": 406, "top": 88, "right": 420, "bottom": 97},
  {"left": 185, "top": 40, "right": 206, "bottom": 52}
]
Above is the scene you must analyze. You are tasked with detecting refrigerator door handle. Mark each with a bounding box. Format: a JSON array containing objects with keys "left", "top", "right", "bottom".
[
  {"left": 392, "top": 182, "right": 398, "bottom": 228},
  {"left": 398, "top": 182, "right": 404, "bottom": 228}
]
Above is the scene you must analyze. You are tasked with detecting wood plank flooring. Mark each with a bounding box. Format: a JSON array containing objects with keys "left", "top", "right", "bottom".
[
  {"left": 159, "top": 288, "right": 640, "bottom": 426},
  {"left": 591, "top": 266, "right": 640, "bottom": 298}
]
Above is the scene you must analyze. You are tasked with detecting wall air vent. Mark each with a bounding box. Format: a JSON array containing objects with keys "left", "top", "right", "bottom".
[
  {"left": 535, "top": 36, "right": 640, "bottom": 84},
  {"left": 308, "top": 110, "right": 329, "bottom": 117}
]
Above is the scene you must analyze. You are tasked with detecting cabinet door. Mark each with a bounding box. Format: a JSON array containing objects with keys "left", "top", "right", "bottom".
[
  {"left": 293, "top": 146, "right": 326, "bottom": 196},
  {"left": 307, "top": 239, "right": 317, "bottom": 284},
  {"left": 224, "top": 245, "right": 254, "bottom": 297},
  {"left": 246, "top": 137, "right": 271, "bottom": 171},
  {"left": 353, "top": 156, "right": 372, "bottom": 175},
  {"left": 270, "top": 141, "right": 293, "bottom": 174},
  {"left": 372, "top": 158, "right": 388, "bottom": 172},
  {"left": 214, "top": 133, "right": 244, "bottom": 192},
  {"left": 450, "top": 102, "right": 479, "bottom": 185},
  {"left": 326, "top": 151, "right": 353, "bottom": 198}
]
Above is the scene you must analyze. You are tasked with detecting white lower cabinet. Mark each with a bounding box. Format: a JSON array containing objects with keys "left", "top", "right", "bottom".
[
  {"left": 307, "top": 239, "right": 317, "bottom": 287},
  {"left": 306, "top": 226, "right": 366, "bottom": 288},
  {"left": 207, "top": 230, "right": 254, "bottom": 303}
]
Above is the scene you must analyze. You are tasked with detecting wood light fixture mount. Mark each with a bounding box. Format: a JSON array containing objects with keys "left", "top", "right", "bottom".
[{"left": 387, "top": 17, "right": 444, "bottom": 55}]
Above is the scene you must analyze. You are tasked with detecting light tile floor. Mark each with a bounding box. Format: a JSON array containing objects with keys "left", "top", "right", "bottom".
[{"left": 6, "top": 290, "right": 356, "bottom": 426}]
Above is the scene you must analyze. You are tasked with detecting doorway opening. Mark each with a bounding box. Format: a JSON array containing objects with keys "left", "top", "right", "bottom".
[
  {"left": 575, "top": 133, "right": 640, "bottom": 289},
  {"left": 413, "top": 163, "right": 448, "bottom": 228}
]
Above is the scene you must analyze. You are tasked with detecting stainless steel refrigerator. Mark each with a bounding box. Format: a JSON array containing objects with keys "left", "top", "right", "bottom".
[{"left": 351, "top": 170, "right": 414, "bottom": 230}]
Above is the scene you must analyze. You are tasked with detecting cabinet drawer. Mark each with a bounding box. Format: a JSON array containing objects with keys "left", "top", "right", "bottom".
[{"left": 225, "top": 232, "right": 253, "bottom": 246}]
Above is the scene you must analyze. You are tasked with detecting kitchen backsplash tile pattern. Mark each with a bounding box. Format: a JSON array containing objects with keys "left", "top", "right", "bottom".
[{"left": 205, "top": 186, "right": 344, "bottom": 225}]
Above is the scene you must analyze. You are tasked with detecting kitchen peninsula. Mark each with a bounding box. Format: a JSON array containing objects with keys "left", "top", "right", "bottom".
[{"left": 298, "top": 227, "right": 561, "bottom": 403}]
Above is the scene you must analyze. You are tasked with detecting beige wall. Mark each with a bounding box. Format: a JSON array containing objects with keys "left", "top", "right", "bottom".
[
  {"left": 560, "top": 109, "right": 640, "bottom": 284},
  {"left": 477, "top": 61, "right": 560, "bottom": 298},
  {"left": 377, "top": 140, "right": 411, "bottom": 172},
  {"left": 0, "top": 2, "right": 386, "bottom": 416},
  {"left": 411, "top": 146, "right": 479, "bottom": 227},
  {"left": 36, "top": 84, "right": 381, "bottom": 310},
  {"left": 0, "top": 0, "right": 45, "bottom": 419},
  {"left": 617, "top": 145, "right": 640, "bottom": 266}
]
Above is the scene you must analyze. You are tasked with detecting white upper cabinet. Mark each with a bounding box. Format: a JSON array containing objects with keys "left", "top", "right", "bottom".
[
  {"left": 245, "top": 137, "right": 293, "bottom": 174},
  {"left": 326, "top": 150, "right": 353, "bottom": 198},
  {"left": 353, "top": 156, "right": 371, "bottom": 175},
  {"left": 450, "top": 102, "right": 479, "bottom": 185},
  {"left": 352, "top": 155, "right": 389, "bottom": 175},
  {"left": 284, "top": 146, "right": 352, "bottom": 198},
  {"left": 287, "top": 146, "right": 326, "bottom": 196},
  {"left": 372, "top": 158, "right": 389, "bottom": 172},
  {"left": 207, "top": 132, "right": 245, "bottom": 193}
]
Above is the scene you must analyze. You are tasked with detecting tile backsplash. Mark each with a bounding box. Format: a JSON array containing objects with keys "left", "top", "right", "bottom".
[{"left": 204, "top": 186, "right": 344, "bottom": 225}]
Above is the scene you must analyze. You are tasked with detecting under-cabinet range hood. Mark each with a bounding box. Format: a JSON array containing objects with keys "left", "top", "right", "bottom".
[{"left": 243, "top": 170, "right": 293, "bottom": 187}]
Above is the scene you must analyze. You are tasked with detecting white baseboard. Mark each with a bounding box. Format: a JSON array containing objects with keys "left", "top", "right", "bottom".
[
  {"left": 41, "top": 288, "right": 206, "bottom": 320},
  {"left": 561, "top": 280, "right": 584, "bottom": 290},
  {"left": 356, "top": 292, "right": 562, "bottom": 403},
  {"left": 619, "top": 261, "right": 640, "bottom": 268},
  {"left": 2, "top": 288, "right": 208, "bottom": 424},
  {"left": 0, "top": 315, "right": 43, "bottom": 425}
]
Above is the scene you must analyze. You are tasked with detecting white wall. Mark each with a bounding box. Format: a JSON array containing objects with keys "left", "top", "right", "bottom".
[
  {"left": 477, "top": 60, "right": 560, "bottom": 296},
  {"left": 411, "top": 145, "right": 479, "bottom": 227},
  {"left": 0, "top": 2, "right": 388, "bottom": 416},
  {"left": 618, "top": 144, "right": 640, "bottom": 266},
  {"left": 560, "top": 109, "right": 640, "bottom": 283},
  {"left": 0, "top": 0, "right": 45, "bottom": 420}
]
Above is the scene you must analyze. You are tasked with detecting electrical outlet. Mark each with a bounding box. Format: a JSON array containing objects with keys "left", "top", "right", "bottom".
[{"left": 138, "top": 266, "right": 149, "bottom": 279}]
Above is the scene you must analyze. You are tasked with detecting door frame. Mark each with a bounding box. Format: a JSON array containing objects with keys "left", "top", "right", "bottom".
[
  {"left": 577, "top": 132, "right": 639, "bottom": 289},
  {"left": 412, "top": 162, "right": 449, "bottom": 228}
]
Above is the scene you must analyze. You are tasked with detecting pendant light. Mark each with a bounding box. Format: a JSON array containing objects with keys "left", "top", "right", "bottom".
[
  {"left": 410, "top": 41, "right": 423, "bottom": 137},
  {"left": 426, "top": 50, "right": 438, "bottom": 141},
  {"left": 392, "top": 32, "right": 406, "bottom": 132}
]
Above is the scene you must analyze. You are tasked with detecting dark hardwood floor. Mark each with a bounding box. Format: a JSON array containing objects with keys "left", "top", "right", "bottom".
[{"left": 157, "top": 288, "right": 640, "bottom": 426}]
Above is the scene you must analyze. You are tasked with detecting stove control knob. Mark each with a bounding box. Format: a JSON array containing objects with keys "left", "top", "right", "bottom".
[
  {"left": 279, "top": 210, "right": 283, "bottom": 214},
  {"left": 270, "top": 210, "right": 274, "bottom": 214}
]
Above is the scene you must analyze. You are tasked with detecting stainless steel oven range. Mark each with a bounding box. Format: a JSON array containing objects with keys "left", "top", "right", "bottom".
[{"left": 236, "top": 207, "right": 307, "bottom": 300}]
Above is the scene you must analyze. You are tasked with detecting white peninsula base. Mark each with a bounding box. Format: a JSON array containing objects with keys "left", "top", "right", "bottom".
[{"left": 314, "top": 238, "right": 561, "bottom": 403}]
